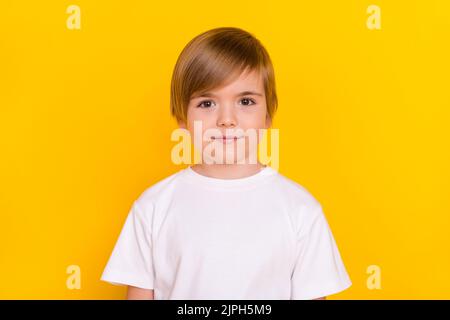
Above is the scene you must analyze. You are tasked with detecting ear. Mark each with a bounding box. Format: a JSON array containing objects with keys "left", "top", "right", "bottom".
[{"left": 178, "top": 119, "right": 187, "bottom": 129}]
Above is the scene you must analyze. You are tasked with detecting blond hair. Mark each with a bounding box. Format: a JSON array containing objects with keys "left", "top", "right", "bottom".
[{"left": 170, "top": 27, "right": 278, "bottom": 124}]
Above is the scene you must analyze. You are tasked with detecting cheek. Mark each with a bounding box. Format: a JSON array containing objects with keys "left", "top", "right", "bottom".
[
  {"left": 239, "top": 108, "right": 268, "bottom": 129},
  {"left": 187, "top": 109, "right": 216, "bottom": 130}
]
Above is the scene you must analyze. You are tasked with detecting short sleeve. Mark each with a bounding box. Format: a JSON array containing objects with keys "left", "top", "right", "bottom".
[
  {"left": 100, "top": 200, "right": 154, "bottom": 290},
  {"left": 291, "top": 205, "right": 352, "bottom": 299}
]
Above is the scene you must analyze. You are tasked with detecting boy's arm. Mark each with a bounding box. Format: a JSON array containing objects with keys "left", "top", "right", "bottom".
[
  {"left": 314, "top": 297, "right": 326, "bottom": 300},
  {"left": 126, "top": 286, "right": 154, "bottom": 300}
]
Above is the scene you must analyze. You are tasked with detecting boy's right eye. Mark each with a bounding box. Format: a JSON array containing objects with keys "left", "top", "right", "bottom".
[{"left": 197, "top": 100, "right": 215, "bottom": 108}]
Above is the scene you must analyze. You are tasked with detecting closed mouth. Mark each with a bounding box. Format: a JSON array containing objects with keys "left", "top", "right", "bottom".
[{"left": 211, "top": 136, "right": 244, "bottom": 140}]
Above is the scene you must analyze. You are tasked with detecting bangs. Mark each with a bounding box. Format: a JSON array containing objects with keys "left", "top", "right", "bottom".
[{"left": 183, "top": 36, "right": 264, "bottom": 101}]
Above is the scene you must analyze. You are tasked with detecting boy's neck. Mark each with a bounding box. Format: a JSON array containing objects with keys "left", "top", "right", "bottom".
[{"left": 190, "top": 162, "right": 267, "bottom": 180}]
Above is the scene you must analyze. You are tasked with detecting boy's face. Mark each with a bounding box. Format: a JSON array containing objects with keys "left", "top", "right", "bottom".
[{"left": 178, "top": 68, "right": 272, "bottom": 164}]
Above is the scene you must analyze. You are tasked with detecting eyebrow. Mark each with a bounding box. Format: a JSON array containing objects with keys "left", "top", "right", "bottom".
[{"left": 191, "top": 91, "right": 264, "bottom": 99}]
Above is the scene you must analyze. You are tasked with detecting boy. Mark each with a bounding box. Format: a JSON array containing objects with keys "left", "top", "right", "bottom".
[{"left": 101, "top": 27, "right": 352, "bottom": 300}]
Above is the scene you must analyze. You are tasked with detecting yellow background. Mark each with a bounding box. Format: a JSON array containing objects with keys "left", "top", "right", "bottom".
[{"left": 1, "top": 0, "right": 449, "bottom": 299}]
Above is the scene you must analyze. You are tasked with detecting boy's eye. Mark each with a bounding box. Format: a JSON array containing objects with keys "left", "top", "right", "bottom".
[
  {"left": 240, "top": 98, "right": 256, "bottom": 106},
  {"left": 197, "top": 100, "right": 215, "bottom": 108}
]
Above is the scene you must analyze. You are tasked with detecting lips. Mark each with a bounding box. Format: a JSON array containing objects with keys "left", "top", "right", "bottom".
[
  {"left": 209, "top": 135, "right": 244, "bottom": 145},
  {"left": 211, "top": 136, "right": 244, "bottom": 140},
  {"left": 211, "top": 136, "right": 242, "bottom": 140}
]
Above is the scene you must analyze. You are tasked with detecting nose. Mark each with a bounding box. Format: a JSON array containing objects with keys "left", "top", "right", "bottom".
[{"left": 216, "top": 105, "right": 237, "bottom": 128}]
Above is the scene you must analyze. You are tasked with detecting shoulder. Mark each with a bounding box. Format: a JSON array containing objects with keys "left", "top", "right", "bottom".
[
  {"left": 271, "top": 170, "right": 322, "bottom": 212},
  {"left": 271, "top": 170, "right": 325, "bottom": 233},
  {"left": 132, "top": 167, "right": 187, "bottom": 216}
]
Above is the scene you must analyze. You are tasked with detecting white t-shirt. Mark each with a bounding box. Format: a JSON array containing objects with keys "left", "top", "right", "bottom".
[{"left": 100, "top": 165, "right": 352, "bottom": 299}]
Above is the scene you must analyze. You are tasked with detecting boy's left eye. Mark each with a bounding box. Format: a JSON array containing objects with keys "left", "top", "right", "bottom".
[{"left": 240, "top": 98, "right": 256, "bottom": 106}]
